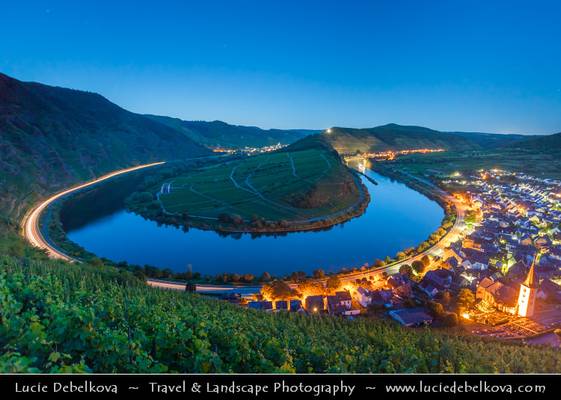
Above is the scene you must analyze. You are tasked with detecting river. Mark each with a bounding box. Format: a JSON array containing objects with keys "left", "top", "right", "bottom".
[{"left": 61, "top": 169, "right": 444, "bottom": 277}]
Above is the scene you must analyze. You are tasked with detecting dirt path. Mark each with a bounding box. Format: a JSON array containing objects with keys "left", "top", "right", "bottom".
[{"left": 287, "top": 152, "right": 298, "bottom": 178}]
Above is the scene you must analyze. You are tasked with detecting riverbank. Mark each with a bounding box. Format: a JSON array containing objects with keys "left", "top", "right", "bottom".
[
  {"left": 24, "top": 163, "right": 452, "bottom": 280},
  {"left": 128, "top": 171, "right": 371, "bottom": 235},
  {"left": 126, "top": 146, "right": 372, "bottom": 234},
  {"left": 324, "top": 164, "right": 466, "bottom": 285}
]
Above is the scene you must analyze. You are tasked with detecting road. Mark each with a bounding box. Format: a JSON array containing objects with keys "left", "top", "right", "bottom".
[
  {"left": 335, "top": 192, "right": 467, "bottom": 284},
  {"left": 21, "top": 162, "right": 468, "bottom": 295},
  {"left": 147, "top": 279, "right": 261, "bottom": 295},
  {"left": 19, "top": 160, "right": 261, "bottom": 294},
  {"left": 22, "top": 162, "right": 166, "bottom": 261}
]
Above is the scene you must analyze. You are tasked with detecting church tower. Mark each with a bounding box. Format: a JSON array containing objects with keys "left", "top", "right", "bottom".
[{"left": 517, "top": 256, "right": 539, "bottom": 318}]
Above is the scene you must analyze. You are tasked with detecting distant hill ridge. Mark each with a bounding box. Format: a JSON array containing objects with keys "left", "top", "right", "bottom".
[
  {"left": 1, "top": 71, "right": 559, "bottom": 220},
  {"left": 321, "top": 123, "right": 544, "bottom": 155},
  {"left": 146, "top": 114, "right": 318, "bottom": 148},
  {"left": 507, "top": 131, "right": 561, "bottom": 150}
]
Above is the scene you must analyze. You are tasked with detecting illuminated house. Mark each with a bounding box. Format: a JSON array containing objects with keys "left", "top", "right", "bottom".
[
  {"left": 305, "top": 295, "right": 325, "bottom": 313},
  {"left": 476, "top": 277, "right": 518, "bottom": 314},
  {"left": 389, "top": 308, "right": 433, "bottom": 327},
  {"left": 327, "top": 291, "right": 360, "bottom": 316}
]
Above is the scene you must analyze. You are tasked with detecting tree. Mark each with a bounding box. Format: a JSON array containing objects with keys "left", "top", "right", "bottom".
[
  {"left": 250, "top": 214, "right": 264, "bottom": 228},
  {"left": 440, "top": 290, "right": 452, "bottom": 305},
  {"left": 90, "top": 258, "right": 104, "bottom": 268},
  {"left": 185, "top": 264, "right": 193, "bottom": 280},
  {"left": 313, "top": 269, "right": 325, "bottom": 279},
  {"left": 218, "top": 213, "right": 230, "bottom": 223},
  {"left": 399, "top": 264, "right": 413, "bottom": 278},
  {"left": 412, "top": 260, "right": 426, "bottom": 275},
  {"left": 230, "top": 214, "right": 244, "bottom": 226},
  {"left": 260, "top": 272, "right": 272, "bottom": 282},
  {"left": 457, "top": 288, "right": 475, "bottom": 308},
  {"left": 289, "top": 271, "right": 307, "bottom": 283},
  {"left": 297, "top": 280, "right": 325, "bottom": 297},
  {"left": 261, "top": 280, "right": 296, "bottom": 300},
  {"left": 442, "top": 312, "right": 459, "bottom": 327},
  {"left": 326, "top": 276, "right": 342, "bottom": 292},
  {"left": 428, "top": 301, "right": 445, "bottom": 317}
]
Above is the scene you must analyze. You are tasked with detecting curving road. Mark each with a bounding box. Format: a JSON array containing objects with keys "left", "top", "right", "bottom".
[
  {"left": 22, "top": 162, "right": 166, "bottom": 261},
  {"left": 334, "top": 193, "right": 467, "bottom": 284},
  {"left": 20, "top": 160, "right": 260, "bottom": 294}
]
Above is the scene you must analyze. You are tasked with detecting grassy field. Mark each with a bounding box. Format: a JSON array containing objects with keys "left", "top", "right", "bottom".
[{"left": 153, "top": 148, "right": 362, "bottom": 225}]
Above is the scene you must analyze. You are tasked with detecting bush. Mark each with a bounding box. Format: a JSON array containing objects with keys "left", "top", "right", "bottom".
[{"left": 442, "top": 312, "right": 459, "bottom": 327}]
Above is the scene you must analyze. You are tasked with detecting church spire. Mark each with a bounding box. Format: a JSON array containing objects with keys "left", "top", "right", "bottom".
[
  {"left": 523, "top": 257, "right": 539, "bottom": 289},
  {"left": 517, "top": 250, "right": 540, "bottom": 318}
]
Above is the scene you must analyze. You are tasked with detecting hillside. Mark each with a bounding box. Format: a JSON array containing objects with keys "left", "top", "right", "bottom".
[
  {"left": 324, "top": 124, "right": 479, "bottom": 154},
  {"left": 2, "top": 254, "right": 560, "bottom": 373},
  {"left": 447, "top": 131, "right": 529, "bottom": 148},
  {"left": 0, "top": 73, "right": 211, "bottom": 220},
  {"left": 508, "top": 132, "right": 561, "bottom": 151},
  {"left": 126, "top": 135, "right": 366, "bottom": 232},
  {"left": 147, "top": 115, "right": 318, "bottom": 149},
  {"left": 322, "top": 123, "right": 533, "bottom": 155}
]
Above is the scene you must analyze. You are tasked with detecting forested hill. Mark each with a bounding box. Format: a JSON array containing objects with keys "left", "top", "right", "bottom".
[
  {"left": 507, "top": 132, "right": 561, "bottom": 151},
  {"left": 0, "top": 73, "right": 211, "bottom": 220},
  {"left": 322, "top": 123, "right": 532, "bottom": 155},
  {"left": 146, "top": 115, "right": 318, "bottom": 148},
  {"left": 323, "top": 124, "right": 478, "bottom": 154}
]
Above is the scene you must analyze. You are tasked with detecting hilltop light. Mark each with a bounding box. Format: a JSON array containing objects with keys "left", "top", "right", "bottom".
[{"left": 326, "top": 128, "right": 332, "bottom": 134}]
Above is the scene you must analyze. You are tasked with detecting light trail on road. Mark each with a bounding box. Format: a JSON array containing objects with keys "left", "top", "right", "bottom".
[
  {"left": 22, "top": 162, "right": 166, "bottom": 261},
  {"left": 20, "top": 160, "right": 261, "bottom": 294}
]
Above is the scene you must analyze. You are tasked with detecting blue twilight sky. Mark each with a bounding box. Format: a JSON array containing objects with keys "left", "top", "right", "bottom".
[{"left": 1, "top": 1, "right": 561, "bottom": 133}]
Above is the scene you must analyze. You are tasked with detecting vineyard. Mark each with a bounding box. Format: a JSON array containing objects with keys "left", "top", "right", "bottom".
[
  {"left": 124, "top": 142, "right": 366, "bottom": 231},
  {"left": 1, "top": 254, "right": 561, "bottom": 373}
]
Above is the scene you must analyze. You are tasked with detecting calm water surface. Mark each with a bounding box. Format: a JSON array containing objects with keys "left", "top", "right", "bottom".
[{"left": 63, "top": 170, "right": 444, "bottom": 276}]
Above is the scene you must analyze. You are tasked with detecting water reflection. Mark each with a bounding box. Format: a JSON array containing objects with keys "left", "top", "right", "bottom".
[{"left": 63, "top": 170, "right": 444, "bottom": 276}]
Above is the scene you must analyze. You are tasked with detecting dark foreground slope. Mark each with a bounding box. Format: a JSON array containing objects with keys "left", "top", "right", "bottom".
[
  {"left": 0, "top": 73, "right": 210, "bottom": 220},
  {"left": 2, "top": 254, "right": 560, "bottom": 373},
  {"left": 147, "top": 115, "right": 317, "bottom": 149}
]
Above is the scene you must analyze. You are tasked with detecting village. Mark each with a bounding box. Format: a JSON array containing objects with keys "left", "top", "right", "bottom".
[
  {"left": 231, "top": 169, "right": 561, "bottom": 343},
  {"left": 210, "top": 142, "right": 287, "bottom": 155}
]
